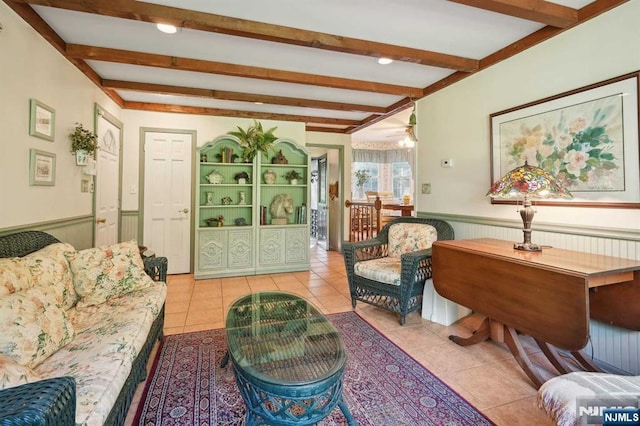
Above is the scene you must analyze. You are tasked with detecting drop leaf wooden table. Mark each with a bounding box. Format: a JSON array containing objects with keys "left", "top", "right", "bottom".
[{"left": 432, "top": 238, "right": 640, "bottom": 388}]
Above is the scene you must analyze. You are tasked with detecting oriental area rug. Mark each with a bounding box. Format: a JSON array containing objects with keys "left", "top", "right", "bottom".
[{"left": 133, "top": 311, "right": 494, "bottom": 425}]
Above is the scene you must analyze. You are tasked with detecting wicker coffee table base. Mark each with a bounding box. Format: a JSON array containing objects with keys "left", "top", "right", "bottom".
[{"left": 233, "top": 364, "right": 355, "bottom": 426}]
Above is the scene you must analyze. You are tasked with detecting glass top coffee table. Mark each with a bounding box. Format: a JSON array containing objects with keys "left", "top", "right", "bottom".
[{"left": 223, "top": 291, "right": 355, "bottom": 425}]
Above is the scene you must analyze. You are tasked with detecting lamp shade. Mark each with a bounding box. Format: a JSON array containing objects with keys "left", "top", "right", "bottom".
[
  {"left": 487, "top": 162, "right": 572, "bottom": 200},
  {"left": 487, "top": 162, "right": 571, "bottom": 252}
]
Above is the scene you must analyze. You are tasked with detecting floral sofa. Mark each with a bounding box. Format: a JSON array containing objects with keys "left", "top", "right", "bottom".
[{"left": 0, "top": 231, "right": 167, "bottom": 425}]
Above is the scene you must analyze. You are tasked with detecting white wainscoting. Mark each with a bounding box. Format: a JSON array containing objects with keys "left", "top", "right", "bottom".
[
  {"left": 121, "top": 211, "right": 139, "bottom": 243},
  {"left": 429, "top": 216, "right": 640, "bottom": 374}
]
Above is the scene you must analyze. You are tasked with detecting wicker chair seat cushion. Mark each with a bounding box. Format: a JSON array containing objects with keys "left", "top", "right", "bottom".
[
  {"left": 354, "top": 257, "right": 402, "bottom": 286},
  {"left": 0, "top": 354, "right": 42, "bottom": 390},
  {"left": 0, "top": 243, "right": 78, "bottom": 310},
  {"left": 0, "top": 288, "right": 75, "bottom": 369},
  {"left": 65, "top": 240, "right": 155, "bottom": 308},
  {"left": 34, "top": 283, "right": 167, "bottom": 426},
  {"left": 387, "top": 223, "right": 437, "bottom": 258},
  {"left": 537, "top": 372, "right": 640, "bottom": 426}
]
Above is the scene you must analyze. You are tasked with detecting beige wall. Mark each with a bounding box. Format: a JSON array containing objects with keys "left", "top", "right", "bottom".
[
  {"left": 0, "top": 2, "right": 120, "bottom": 229},
  {"left": 415, "top": 1, "right": 640, "bottom": 231}
]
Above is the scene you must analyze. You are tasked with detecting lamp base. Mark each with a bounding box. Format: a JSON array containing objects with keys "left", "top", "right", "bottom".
[{"left": 514, "top": 242, "right": 542, "bottom": 252}]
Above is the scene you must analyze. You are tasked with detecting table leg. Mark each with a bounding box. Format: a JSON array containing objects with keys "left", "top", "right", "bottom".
[
  {"left": 534, "top": 338, "right": 571, "bottom": 375},
  {"left": 571, "top": 350, "right": 600, "bottom": 372},
  {"left": 503, "top": 326, "right": 544, "bottom": 389},
  {"left": 448, "top": 317, "right": 490, "bottom": 346},
  {"left": 338, "top": 397, "right": 356, "bottom": 426}
]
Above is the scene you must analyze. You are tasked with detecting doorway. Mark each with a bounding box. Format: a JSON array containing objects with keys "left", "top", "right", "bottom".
[
  {"left": 307, "top": 144, "right": 344, "bottom": 252},
  {"left": 316, "top": 154, "right": 329, "bottom": 250},
  {"left": 141, "top": 129, "right": 195, "bottom": 274},
  {"left": 94, "top": 105, "right": 122, "bottom": 247}
]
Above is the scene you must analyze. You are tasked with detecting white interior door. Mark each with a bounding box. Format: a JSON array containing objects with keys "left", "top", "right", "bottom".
[
  {"left": 94, "top": 112, "right": 120, "bottom": 247},
  {"left": 143, "top": 131, "right": 193, "bottom": 274}
]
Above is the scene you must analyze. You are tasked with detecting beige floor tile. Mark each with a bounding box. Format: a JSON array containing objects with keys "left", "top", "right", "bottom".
[
  {"left": 485, "top": 395, "right": 555, "bottom": 426},
  {"left": 164, "top": 312, "right": 187, "bottom": 328},
  {"left": 183, "top": 322, "right": 224, "bottom": 333},
  {"left": 185, "top": 307, "right": 224, "bottom": 326},
  {"left": 188, "top": 296, "right": 223, "bottom": 311}
]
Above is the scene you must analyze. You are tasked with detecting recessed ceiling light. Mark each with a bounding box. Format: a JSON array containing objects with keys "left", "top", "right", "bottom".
[
  {"left": 156, "top": 23, "right": 177, "bottom": 34},
  {"left": 254, "top": 102, "right": 264, "bottom": 105},
  {"left": 377, "top": 57, "right": 393, "bottom": 65}
]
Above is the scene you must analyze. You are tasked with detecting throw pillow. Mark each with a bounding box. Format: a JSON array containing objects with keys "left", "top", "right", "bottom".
[
  {"left": 0, "top": 353, "right": 41, "bottom": 390},
  {"left": 0, "top": 243, "right": 78, "bottom": 310},
  {"left": 387, "top": 223, "right": 437, "bottom": 258},
  {"left": 66, "top": 240, "right": 154, "bottom": 308},
  {"left": 0, "top": 289, "right": 75, "bottom": 368}
]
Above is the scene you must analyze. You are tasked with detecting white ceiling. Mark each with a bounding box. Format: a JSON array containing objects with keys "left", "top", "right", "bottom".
[{"left": 6, "top": 0, "right": 624, "bottom": 142}]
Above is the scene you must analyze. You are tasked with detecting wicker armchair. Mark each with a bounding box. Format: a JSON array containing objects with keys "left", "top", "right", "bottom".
[{"left": 343, "top": 217, "right": 454, "bottom": 325}]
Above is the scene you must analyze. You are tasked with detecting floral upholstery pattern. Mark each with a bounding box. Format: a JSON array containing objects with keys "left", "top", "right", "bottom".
[
  {"left": 354, "top": 257, "right": 402, "bottom": 286},
  {"left": 0, "top": 243, "right": 78, "bottom": 309},
  {"left": 0, "top": 288, "right": 75, "bottom": 368},
  {"left": 387, "top": 223, "right": 437, "bottom": 258},
  {"left": 0, "top": 353, "right": 41, "bottom": 390},
  {"left": 35, "top": 284, "right": 166, "bottom": 426},
  {"left": 66, "top": 240, "right": 154, "bottom": 308}
]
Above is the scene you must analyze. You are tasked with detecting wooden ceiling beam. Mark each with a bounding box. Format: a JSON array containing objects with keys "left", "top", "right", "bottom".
[
  {"left": 102, "top": 80, "right": 386, "bottom": 114},
  {"left": 123, "top": 102, "right": 360, "bottom": 125},
  {"left": 11, "top": 0, "right": 478, "bottom": 72},
  {"left": 68, "top": 44, "right": 423, "bottom": 98},
  {"left": 448, "top": 0, "right": 578, "bottom": 28},
  {"left": 306, "top": 126, "right": 349, "bottom": 134},
  {"left": 3, "top": 0, "right": 125, "bottom": 107}
]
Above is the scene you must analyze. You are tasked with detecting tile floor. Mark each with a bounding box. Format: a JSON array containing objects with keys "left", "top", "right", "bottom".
[{"left": 125, "top": 245, "right": 556, "bottom": 425}]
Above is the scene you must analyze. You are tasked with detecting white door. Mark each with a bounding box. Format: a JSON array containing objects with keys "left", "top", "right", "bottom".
[
  {"left": 94, "top": 113, "right": 121, "bottom": 247},
  {"left": 143, "top": 131, "right": 193, "bottom": 274}
]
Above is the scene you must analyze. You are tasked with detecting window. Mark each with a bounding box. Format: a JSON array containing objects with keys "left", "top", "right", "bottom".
[
  {"left": 352, "top": 162, "right": 379, "bottom": 198},
  {"left": 392, "top": 162, "right": 412, "bottom": 199}
]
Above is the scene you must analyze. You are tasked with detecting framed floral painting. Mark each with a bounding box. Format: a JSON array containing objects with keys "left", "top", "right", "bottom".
[{"left": 490, "top": 72, "right": 640, "bottom": 208}]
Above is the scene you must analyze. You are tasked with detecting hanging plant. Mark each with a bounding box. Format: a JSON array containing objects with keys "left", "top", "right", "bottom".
[
  {"left": 69, "top": 123, "right": 98, "bottom": 154},
  {"left": 228, "top": 120, "right": 278, "bottom": 162}
]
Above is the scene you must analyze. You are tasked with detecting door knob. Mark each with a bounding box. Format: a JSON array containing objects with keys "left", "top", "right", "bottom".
[
  {"left": 179, "top": 208, "right": 189, "bottom": 214},
  {"left": 96, "top": 217, "right": 106, "bottom": 224}
]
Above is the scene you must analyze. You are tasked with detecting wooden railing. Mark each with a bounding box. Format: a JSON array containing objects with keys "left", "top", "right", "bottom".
[
  {"left": 345, "top": 198, "right": 416, "bottom": 242},
  {"left": 345, "top": 197, "right": 382, "bottom": 242}
]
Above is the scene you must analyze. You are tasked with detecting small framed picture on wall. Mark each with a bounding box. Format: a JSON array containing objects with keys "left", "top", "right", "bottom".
[
  {"left": 29, "top": 99, "right": 55, "bottom": 141},
  {"left": 29, "top": 149, "right": 56, "bottom": 186}
]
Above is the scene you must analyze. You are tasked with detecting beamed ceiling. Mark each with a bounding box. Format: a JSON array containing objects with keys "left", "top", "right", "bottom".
[{"left": 4, "top": 0, "right": 629, "bottom": 140}]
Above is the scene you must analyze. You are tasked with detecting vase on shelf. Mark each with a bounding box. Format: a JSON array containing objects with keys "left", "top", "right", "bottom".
[
  {"left": 263, "top": 169, "right": 277, "bottom": 184},
  {"left": 357, "top": 185, "right": 365, "bottom": 199},
  {"left": 205, "top": 192, "right": 215, "bottom": 206}
]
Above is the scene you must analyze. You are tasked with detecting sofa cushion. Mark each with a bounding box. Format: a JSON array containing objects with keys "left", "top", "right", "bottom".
[
  {"left": 0, "top": 243, "right": 77, "bottom": 310},
  {"left": 0, "top": 288, "right": 75, "bottom": 368},
  {"left": 36, "top": 283, "right": 167, "bottom": 426},
  {"left": 354, "top": 257, "right": 401, "bottom": 286},
  {"left": 66, "top": 240, "right": 154, "bottom": 308},
  {"left": 0, "top": 353, "right": 42, "bottom": 390},
  {"left": 537, "top": 372, "right": 640, "bottom": 426},
  {"left": 387, "top": 223, "right": 437, "bottom": 258}
]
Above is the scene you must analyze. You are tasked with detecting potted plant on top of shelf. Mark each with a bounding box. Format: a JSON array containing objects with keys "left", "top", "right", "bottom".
[
  {"left": 69, "top": 122, "right": 98, "bottom": 165},
  {"left": 284, "top": 170, "right": 303, "bottom": 185},
  {"left": 234, "top": 171, "right": 250, "bottom": 185},
  {"left": 227, "top": 120, "right": 278, "bottom": 163}
]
